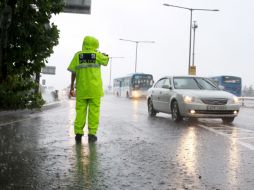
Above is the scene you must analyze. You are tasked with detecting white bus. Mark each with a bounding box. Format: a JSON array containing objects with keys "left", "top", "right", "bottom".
[{"left": 113, "top": 73, "right": 153, "bottom": 98}]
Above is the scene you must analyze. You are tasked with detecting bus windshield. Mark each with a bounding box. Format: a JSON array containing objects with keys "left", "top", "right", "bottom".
[{"left": 132, "top": 75, "right": 153, "bottom": 89}]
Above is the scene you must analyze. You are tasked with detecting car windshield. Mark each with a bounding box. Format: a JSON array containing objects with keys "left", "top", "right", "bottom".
[{"left": 173, "top": 77, "right": 218, "bottom": 90}]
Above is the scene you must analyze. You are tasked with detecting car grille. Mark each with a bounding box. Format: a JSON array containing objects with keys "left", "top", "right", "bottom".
[
  {"left": 201, "top": 98, "right": 228, "bottom": 105},
  {"left": 195, "top": 110, "right": 235, "bottom": 115}
]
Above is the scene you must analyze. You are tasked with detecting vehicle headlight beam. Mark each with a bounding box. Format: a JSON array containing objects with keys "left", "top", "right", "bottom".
[
  {"left": 233, "top": 96, "right": 239, "bottom": 104},
  {"left": 183, "top": 95, "right": 193, "bottom": 104}
]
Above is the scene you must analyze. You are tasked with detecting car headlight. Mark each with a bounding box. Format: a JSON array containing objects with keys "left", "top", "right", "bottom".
[
  {"left": 232, "top": 96, "right": 239, "bottom": 104},
  {"left": 183, "top": 95, "right": 202, "bottom": 104},
  {"left": 132, "top": 91, "right": 139, "bottom": 98},
  {"left": 233, "top": 96, "right": 239, "bottom": 104},
  {"left": 228, "top": 96, "right": 239, "bottom": 104},
  {"left": 183, "top": 95, "right": 193, "bottom": 103}
]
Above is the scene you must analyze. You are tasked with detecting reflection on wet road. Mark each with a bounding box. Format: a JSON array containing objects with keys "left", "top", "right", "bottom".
[{"left": 1, "top": 95, "right": 254, "bottom": 189}]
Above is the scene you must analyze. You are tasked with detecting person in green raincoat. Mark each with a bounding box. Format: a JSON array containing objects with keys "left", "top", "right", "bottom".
[{"left": 68, "top": 36, "right": 109, "bottom": 143}]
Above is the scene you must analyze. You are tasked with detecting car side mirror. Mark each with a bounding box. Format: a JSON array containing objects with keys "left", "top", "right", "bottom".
[
  {"left": 162, "top": 84, "right": 172, "bottom": 89},
  {"left": 218, "top": 85, "right": 225, "bottom": 90}
]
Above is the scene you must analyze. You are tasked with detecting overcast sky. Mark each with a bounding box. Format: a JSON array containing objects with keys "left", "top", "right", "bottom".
[{"left": 42, "top": 0, "right": 254, "bottom": 89}]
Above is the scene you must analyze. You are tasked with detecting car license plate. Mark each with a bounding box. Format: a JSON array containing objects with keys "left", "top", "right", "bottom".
[{"left": 207, "top": 105, "right": 226, "bottom": 110}]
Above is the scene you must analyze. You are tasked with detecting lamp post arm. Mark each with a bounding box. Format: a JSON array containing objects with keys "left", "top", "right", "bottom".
[
  {"left": 139, "top": 41, "right": 155, "bottom": 43},
  {"left": 192, "top": 8, "right": 219, "bottom": 11},
  {"left": 163, "top": 3, "right": 219, "bottom": 12},
  {"left": 119, "top": 38, "right": 137, "bottom": 43},
  {"left": 163, "top": 3, "right": 191, "bottom": 10}
]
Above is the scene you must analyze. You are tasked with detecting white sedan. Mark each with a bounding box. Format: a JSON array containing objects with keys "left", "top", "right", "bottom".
[{"left": 147, "top": 76, "right": 240, "bottom": 123}]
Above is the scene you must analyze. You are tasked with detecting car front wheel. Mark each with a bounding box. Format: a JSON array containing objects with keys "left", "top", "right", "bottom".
[
  {"left": 148, "top": 99, "right": 157, "bottom": 117},
  {"left": 222, "top": 117, "right": 235, "bottom": 124},
  {"left": 171, "top": 101, "right": 183, "bottom": 122}
]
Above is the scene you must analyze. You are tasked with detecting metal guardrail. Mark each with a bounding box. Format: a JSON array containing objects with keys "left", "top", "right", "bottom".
[{"left": 239, "top": 97, "right": 254, "bottom": 107}]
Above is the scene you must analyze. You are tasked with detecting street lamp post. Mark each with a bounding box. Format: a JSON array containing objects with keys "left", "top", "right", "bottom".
[
  {"left": 192, "top": 21, "right": 198, "bottom": 68},
  {"left": 108, "top": 56, "right": 124, "bottom": 91},
  {"left": 119, "top": 38, "right": 154, "bottom": 73},
  {"left": 163, "top": 3, "right": 219, "bottom": 75}
]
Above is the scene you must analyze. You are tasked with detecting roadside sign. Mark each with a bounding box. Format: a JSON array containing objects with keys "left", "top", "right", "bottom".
[
  {"left": 62, "top": 0, "right": 91, "bottom": 14},
  {"left": 189, "top": 66, "right": 196, "bottom": 75},
  {"left": 41, "top": 66, "right": 56, "bottom": 75}
]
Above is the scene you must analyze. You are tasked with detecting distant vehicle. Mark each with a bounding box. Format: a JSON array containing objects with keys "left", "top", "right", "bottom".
[
  {"left": 147, "top": 76, "right": 240, "bottom": 123},
  {"left": 113, "top": 73, "right": 154, "bottom": 98},
  {"left": 210, "top": 75, "right": 242, "bottom": 97}
]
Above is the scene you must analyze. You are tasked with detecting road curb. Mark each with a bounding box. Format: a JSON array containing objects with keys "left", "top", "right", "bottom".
[{"left": 0, "top": 101, "right": 62, "bottom": 117}]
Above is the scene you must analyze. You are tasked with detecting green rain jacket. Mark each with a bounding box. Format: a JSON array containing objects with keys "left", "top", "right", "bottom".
[{"left": 68, "top": 36, "right": 109, "bottom": 99}]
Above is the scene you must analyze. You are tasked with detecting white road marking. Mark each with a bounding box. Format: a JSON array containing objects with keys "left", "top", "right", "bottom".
[
  {"left": 220, "top": 124, "right": 254, "bottom": 133},
  {"left": 198, "top": 124, "right": 254, "bottom": 151},
  {"left": 0, "top": 118, "right": 31, "bottom": 127},
  {"left": 235, "top": 137, "right": 254, "bottom": 140},
  {"left": 0, "top": 106, "right": 71, "bottom": 127}
]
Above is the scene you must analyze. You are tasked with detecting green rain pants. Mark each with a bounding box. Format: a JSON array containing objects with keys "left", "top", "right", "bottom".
[{"left": 74, "top": 98, "right": 101, "bottom": 135}]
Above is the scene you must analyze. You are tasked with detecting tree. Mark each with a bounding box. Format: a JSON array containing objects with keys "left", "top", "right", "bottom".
[{"left": 0, "top": 0, "right": 63, "bottom": 110}]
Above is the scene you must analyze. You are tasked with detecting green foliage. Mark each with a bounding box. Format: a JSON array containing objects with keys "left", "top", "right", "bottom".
[
  {"left": 0, "top": 0, "right": 63, "bottom": 110},
  {"left": 0, "top": 76, "right": 45, "bottom": 110}
]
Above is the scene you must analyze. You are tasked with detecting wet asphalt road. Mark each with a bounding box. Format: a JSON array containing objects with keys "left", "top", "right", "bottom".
[{"left": 1, "top": 95, "right": 254, "bottom": 190}]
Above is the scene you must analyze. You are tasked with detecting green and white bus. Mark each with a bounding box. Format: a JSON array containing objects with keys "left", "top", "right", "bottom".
[{"left": 113, "top": 73, "right": 154, "bottom": 98}]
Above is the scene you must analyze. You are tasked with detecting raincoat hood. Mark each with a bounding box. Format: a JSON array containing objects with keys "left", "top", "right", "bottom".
[{"left": 82, "top": 36, "right": 99, "bottom": 51}]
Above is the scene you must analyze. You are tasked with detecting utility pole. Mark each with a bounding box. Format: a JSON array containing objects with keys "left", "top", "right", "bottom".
[{"left": 192, "top": 21, "right": 198, "bottom": 68}]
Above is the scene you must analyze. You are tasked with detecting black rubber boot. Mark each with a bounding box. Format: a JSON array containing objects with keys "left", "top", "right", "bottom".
[
  {"left": 75, "top": 134, "right": 82, "bottom": 143},
  {"left": 88, "top": 134, "right": 97, "bottom": 143}
]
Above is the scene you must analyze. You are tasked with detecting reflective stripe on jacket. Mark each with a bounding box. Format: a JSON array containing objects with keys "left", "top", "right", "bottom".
[{"left": 67, "top": 36, "right": 109, "bottom": 99}]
